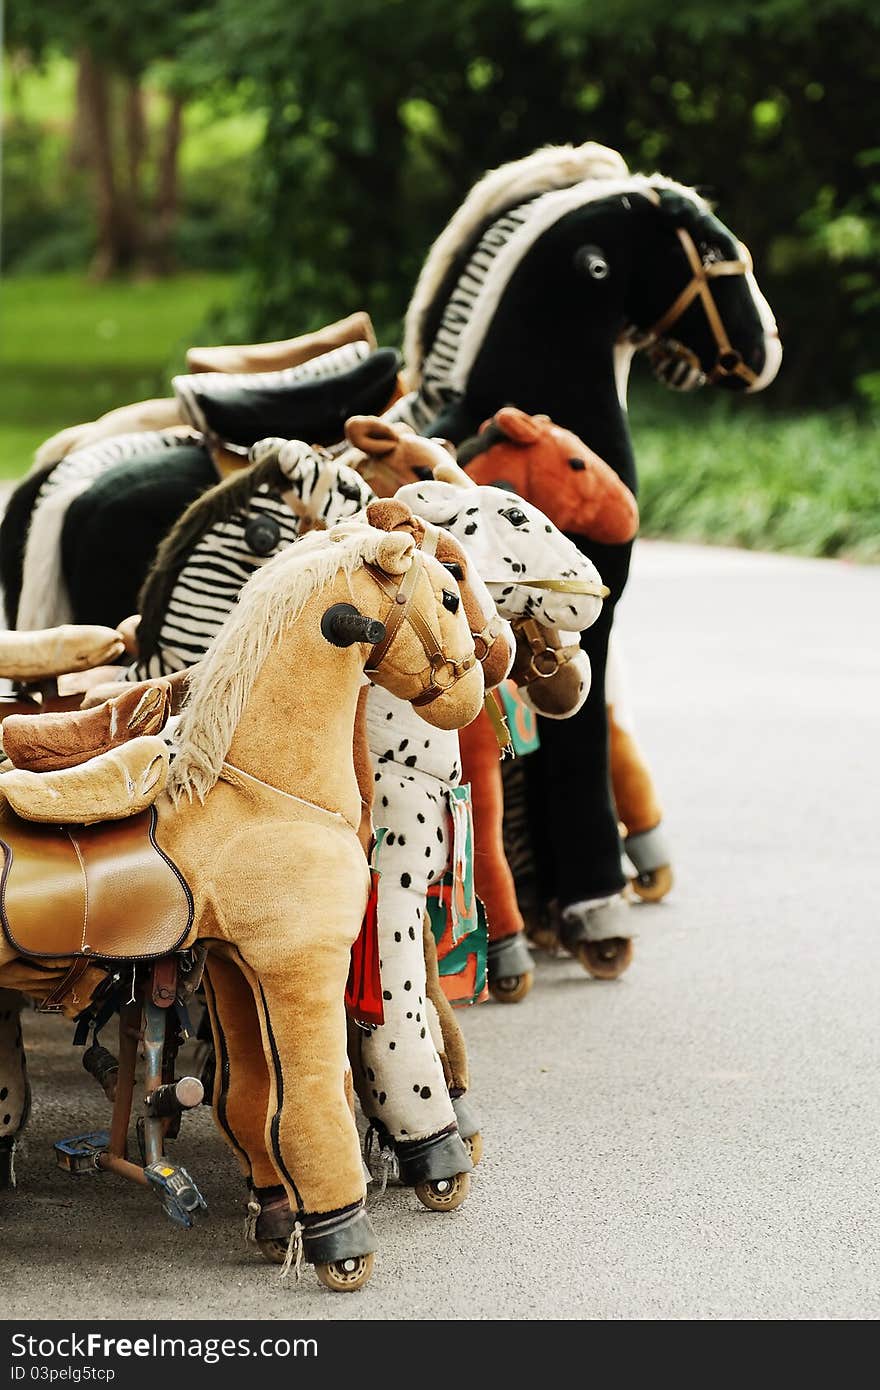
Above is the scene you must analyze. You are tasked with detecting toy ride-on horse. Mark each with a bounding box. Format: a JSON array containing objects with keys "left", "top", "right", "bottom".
[{"left": 0, "top": 511, "right": 484, "bottom": 1291}]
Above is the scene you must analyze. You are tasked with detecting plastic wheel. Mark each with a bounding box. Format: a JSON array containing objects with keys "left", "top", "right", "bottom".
[
  {"left": 463, "top": 1132, "right": 483, "bottom": 1167},
  {"left": 630, "top": 865, "right": 673, "bottom": 902},
  {"left": 257, "top": 1237, "right": 290, "bottom": 1266},
  {"left": 314, "top": 1252, "right": 374, "bottom": 1292},
  {"left": 576, "top": 937, "right": 634, "bottom": 980},
  {"left": 414, "top": 1170, "right": 470, "bottom": 1212},
  {"left": 489, "top": 971, "right": 533, "bottom": 1004}
]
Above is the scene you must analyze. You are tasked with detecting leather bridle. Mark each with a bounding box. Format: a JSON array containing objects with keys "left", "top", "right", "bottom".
[
  {"left": 636, "top": 227, "right": 758, "bottom": 388},
  {"left": 513, "top": 618, "right": 582, "bottom": 684},
  {"left": 364, "top": 538, "right": 477, "bottom": 707}
]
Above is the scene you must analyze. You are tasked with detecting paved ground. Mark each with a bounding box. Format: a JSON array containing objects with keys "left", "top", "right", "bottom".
[{"left": 1, "top": 540, "right": 877, "bottom": 1321}]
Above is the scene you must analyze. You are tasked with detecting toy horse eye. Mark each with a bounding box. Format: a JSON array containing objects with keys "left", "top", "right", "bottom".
[
  {"left": 500, "top": 506, "right": 528, "bottom": 527},
  {"left": 573, "top": 245, "right": 610, "bottom": 280},
  {"left": 568, "top": 457, "right": 586, "bottom": 472},
  {"left": 443, "top": 562, "right": 464, "bottom": 580},
  {"left": 413, "top": 466, "right": 434, "bottom": 481},
  {"left": 441, "top": 589, "right": 460, "bottom": 614}
]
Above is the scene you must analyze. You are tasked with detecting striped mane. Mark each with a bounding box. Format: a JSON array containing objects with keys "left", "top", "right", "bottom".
[
  {"left": 136, "top": 448, "right": 290, "bottom": 662},
  {"left": 168, "top": 523, "right": 385, "bottom": 804},
  {"left": 403, "top": 143, "right": 708, "bottom": 393},
  {"left": 403, "top": 142, "right": 628, "bottom": 380}
]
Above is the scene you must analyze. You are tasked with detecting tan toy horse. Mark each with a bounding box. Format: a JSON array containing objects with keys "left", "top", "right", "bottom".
[{"left": 0, "top": 510, "right": 484, "bottom": 1291}]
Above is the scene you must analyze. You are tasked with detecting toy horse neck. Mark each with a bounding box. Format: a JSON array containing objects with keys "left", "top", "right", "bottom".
[
  {"left": 421, "top": 346, "right": 637, "bottom": 494},
  {"left": 223, "top": 586, "right": 364, "bottom": 830}
]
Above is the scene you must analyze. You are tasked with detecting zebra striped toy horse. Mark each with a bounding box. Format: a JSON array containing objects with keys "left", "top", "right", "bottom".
[{"left": 1, "top": 341, "right": 395, "bottom": 634}]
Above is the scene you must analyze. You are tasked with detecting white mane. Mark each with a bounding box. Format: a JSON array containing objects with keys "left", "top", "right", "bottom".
[
  {"left": 168, "top": 523, "right": 384, "bottom": 803},
  {"left": 403, "top": 139, "right": 708, "bottom": 385}
]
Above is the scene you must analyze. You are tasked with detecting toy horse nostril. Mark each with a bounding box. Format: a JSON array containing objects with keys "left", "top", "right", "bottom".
[{"left": 568, "top": 457, "right": 586, "bottom": 471}]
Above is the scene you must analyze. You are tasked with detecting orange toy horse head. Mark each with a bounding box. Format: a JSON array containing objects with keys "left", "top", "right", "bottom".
[{"left": 458, "top": 406, "right": 638, "bottom": 545}]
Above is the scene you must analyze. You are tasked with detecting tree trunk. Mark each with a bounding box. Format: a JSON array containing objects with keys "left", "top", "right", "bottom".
[
  {"left": 149, "top": 92, "right": 184, "bottom": 275},
  {"left": 79, "top": 49, "right": 120, "bottom": 278}
]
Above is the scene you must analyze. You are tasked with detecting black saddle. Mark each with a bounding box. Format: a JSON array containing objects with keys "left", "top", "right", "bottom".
[{"left": 172, "top": 347, "right": 401, "bottom": 448}]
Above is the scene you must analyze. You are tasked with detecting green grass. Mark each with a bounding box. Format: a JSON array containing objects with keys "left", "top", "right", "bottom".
[
  {"left": 0, "top": 272, "right": 236, "bottom": 476},
  {"left": 629, "top": 387, "right": 880, "bottom": 562}
]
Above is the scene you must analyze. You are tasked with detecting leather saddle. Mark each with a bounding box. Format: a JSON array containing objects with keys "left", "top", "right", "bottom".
[
  {"left": 0, "top": 801, "right": 194, "bottom": 961},
  {"left": 2, "top": 679, "right": 172, "bottom": 773},
  {"left": 172, "top": 346, "right": 401, "bottom": 448},
  {"left": 186, "top": 310, "right": 377, "bottom": 374}
]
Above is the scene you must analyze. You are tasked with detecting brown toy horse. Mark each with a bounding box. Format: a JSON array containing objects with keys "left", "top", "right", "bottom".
[
  {"left": 0, "top": 511, "right": 484, "bottom": 1291},
  {"left": 456, "top": 407, "right": 643, "bottom": 993}
]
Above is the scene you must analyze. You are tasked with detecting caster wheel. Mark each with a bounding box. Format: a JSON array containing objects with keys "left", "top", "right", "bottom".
[
  {"left": 489, "top": 971, "right": 533, "bottom": 1004},
  {"left": 576, "top": 937, "right": 634, "bottom": 980},
  {"left": 414, "top": 1171, "right": 470, "bottom": 1212},
  {"left": 463, "top": 1132, "right": 483, "bottom": 1167},
  {"left": 257, "top": 1238, "right": 290, "bottom": 1266},
  {"left": 315, "top": 1252, "right": 374, "bottom": 1292},
  {"left": 630, "top": 865, "right": 673, "bottom": 902}
]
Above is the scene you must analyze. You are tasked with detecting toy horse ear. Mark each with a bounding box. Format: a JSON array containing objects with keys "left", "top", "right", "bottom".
[
  {"left": 433, "top": 458, "right": 476, "bottom": 488},
  {"left": 495, "top": 407, "right": 540, "bottom": 445},
  {"left": 653, "top": 187, "right": 695, "bottom": 223},
  {"left": 374, "top": 530, "right": 416, "bottom": 576},
  {"left": 366, "top": 497, "right": 422, "bottom": 537},
  {"left": 345, "top": 415, "right": 399, "bottom": 456},
  {"left": 276, "top": 439, "right": 317, "bottom": 480}
]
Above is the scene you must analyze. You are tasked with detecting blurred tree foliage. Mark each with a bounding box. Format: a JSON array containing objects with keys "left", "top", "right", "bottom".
[{"left": 5, "top": 0, "right": 879, "bottom": 405}]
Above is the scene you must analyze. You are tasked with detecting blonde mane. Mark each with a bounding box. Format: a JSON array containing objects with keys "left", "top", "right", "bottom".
[
  {"left": 403, "top": 140, "right": 708, "bottom": 383},
  {"left": 168, "top": 522, "right": 382, "bottom": 803}
]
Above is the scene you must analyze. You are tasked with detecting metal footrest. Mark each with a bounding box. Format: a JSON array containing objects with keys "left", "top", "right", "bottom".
[{"left": 54, "top": 1130, "right": 110, "bottom": 1175}]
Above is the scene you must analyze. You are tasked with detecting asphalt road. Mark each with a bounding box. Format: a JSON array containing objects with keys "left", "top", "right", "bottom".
[{"left": 1, "top": 539, "right": 877, "bottom": 1321}]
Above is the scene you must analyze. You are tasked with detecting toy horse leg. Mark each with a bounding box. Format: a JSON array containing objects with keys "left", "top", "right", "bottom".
[
  {"left": 232, "top": 864, "right": 376, "bottom": 1282},
  {"left": 202, "top": 951, "right": 277, "bottom": 1190},
  {"left": 420, "top": 914, "right": 483, "bottom": 1165},
  {"left": 0, "top": 989, "right": 30, "bottom": 1191},
  {"left": 606, "top": 639, "right": 673, "bottom": 903},
  {"left": 356, "top": 809, "right": 471, "bottom": 1206},
  {"left": 524, "top": 537, "right": 635, "bottom": 979},
  {"left": 458, "top": 711, "right": 534, "bottom": 1003}
]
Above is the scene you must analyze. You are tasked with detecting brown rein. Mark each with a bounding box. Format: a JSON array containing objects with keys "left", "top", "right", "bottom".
[
  {"left": 514, "top": 618, "right": 582, "bottom": 684},
  {"left": 640, "top": 227, "right": 758, "bottom": 388},
  {"left": 363, "top": 533, "right": 478, "bottom": 707}
]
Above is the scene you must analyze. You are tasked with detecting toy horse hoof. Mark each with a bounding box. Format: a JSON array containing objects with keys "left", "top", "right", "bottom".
[
  {"left": 576, "top": 937, "right": 634, "bottom": 980},
  {"left": 257, "top": 1238, "right": 291, "bottom": 1266},
  {"left": 0, "top": 1138, "right": 17, "bottom": 1192},
  {"left": 414, "top": 1171, "right": 470, "bottom": 1212},
  {"left": 463, "top": 1131, "right": 483, "bottom": 1166},
  {"left": 315, "top": 1253, "right": 374, "bottom": 1292},
  {"left": 396, "top": 1129, "right": 472, "bottom": 1187},
  {"left": 631, "top": 865, "right": 674, "bottom": 902},
  {"left": 489, "top": 971, "right": 533, "bottom": 1004}
]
